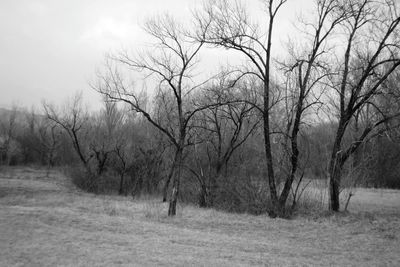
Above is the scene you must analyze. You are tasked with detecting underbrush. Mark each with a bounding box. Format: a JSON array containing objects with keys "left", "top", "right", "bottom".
[
  {"left": 64, "top": 165, "right": 315, "bottom": 218},
  {"left": 64, "top": 165, "right": 133, "bottom": 195},
  {"left": 214, "top": 178, "right": 271, "bottom": 215},
  {"left": 63, "top": 164, "right": 390, "bottom": 219},
  {"left": 179, "top": 175, "right": 273, "bottom": 215},
  {"left": 63, "top": 162, "right": 164, "bottom": 198},
  {"left": 63, "top": 165, "right": 121, "bottom": 194}
]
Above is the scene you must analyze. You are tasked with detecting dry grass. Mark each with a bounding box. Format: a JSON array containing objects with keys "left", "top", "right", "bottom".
[{"left": 1, "top": 167, "right": 399, "bottom": 266}]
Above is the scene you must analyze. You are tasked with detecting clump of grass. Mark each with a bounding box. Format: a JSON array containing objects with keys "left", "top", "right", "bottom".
[
  {"left": 103, "top": 202, "right": 118, "bottom": 216},
  {"left": 143, "top": 201, "right": 168, "bottom": 220}
]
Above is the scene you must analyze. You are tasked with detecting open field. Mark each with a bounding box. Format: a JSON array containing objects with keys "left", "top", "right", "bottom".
[{"left": 1, "top": 167, "right": 399, "bottom": 266}]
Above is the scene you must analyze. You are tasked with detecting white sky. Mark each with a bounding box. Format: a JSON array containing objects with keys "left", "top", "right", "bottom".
[{"left": 0, "top": 0, "right": 313, "bottom": 110}]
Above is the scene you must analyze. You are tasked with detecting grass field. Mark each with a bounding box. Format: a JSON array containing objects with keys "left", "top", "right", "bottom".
[{"left": 1, "top": 167, "right": 399, "bottom": 266}]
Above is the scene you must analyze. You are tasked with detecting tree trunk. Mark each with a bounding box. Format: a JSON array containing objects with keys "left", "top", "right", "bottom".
[
  {"left": 278, "top": 117, "right": 301, "bottom": 213},
  {"left": 162, "top": 175, "right": 171, "bottom": 202},
  {"left": 118, "top": 173, "right": 124, "bottom": 195},
  {"left": 168, "top": 147, "right": 183, "bottom": 216},
  {"left": 162, "top": 152, "right": 178, "bottom": 202},
  {"left": 328, "top": 122, "right": 346, "bottom": 211},
  {"left": 198, "top": 183, "right": 208, "bottom": 208},
  {"left": 328, "top": 161, "right": 341, "bottom": 211},
  {"left": 263, "top": 82, "right": 278, "bottom": 215},
  {"left": 168, "top": 177, "right": 180, "bottom": 216}
]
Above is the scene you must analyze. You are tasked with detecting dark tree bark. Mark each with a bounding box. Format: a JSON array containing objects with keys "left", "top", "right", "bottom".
[
  {"left": 162, "top": 149, "right": 179, "bottom": 202},
  {"left": 168, "top": 147, "right": 183, "bottom": 216}
]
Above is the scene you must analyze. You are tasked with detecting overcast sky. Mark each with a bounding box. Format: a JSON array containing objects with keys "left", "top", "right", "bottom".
[{"left": 0, "top": 0, "right": 312, "bottom": 110}]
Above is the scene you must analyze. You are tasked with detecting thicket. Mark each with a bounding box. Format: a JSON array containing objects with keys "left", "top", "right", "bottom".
[{"left": 1, "top": 90, "right": 399, "bottom": 216}]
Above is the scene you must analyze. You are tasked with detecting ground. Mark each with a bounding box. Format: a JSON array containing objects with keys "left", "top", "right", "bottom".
[{"left": 0, "top": 167, "right": 399, "bottom": 266}]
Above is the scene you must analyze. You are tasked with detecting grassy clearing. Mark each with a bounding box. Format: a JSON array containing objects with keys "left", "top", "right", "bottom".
[{"left": 0, "top": 167, "right": 399, "bottom": 266}]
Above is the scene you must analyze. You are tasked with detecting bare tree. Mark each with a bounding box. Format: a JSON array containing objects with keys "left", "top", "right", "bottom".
[
  {"left": 276, "top": 0, "right": 348, "bottom": 211},
  {"left": 95, "top": 14, "right": 218, "bottom": 216},
  {"left": 326, "top": 0, "right": 400, "bottom": 211},
  {"left": 108, "top": 112, "right": 134, "bottom": 196},
  {"left": 195, "top": 0, "right": 288, "bottom": 216},
  {"left": 38, "top": 119, "right": 61, "bottom": 168},
  {"left": 87, "top": 99, "right": 123, "bottom": 176},
  {"left": 113, "top": 137, "right": 131, "bottom": 195},
  {"left": 43, "top": 93, "right": 91, "bottom": 171},
  {"left": 188, "top": 78, "right": 260, "bottom": 207}
]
